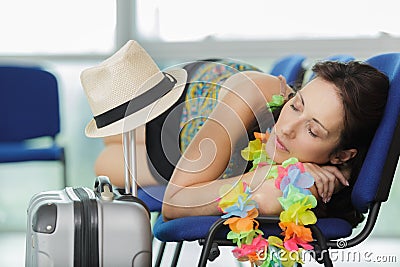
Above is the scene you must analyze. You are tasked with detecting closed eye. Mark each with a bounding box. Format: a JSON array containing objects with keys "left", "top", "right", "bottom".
[
  {"left": 290, "top": 104, "right": 299, "bottom": 111},
  {"left": 296, "top": 92, "right": 328, "bottom": 137},
  {"left": 308, "top": 128, "right": 318, "bottom": 138},
  {"left": 289, "top": 93, "right": 303, "bottom": 112}
]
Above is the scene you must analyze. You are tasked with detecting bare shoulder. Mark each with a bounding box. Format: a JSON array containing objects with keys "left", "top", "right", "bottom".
[{"left": 219, "top": 71, "right": 294, "bottom": 102}]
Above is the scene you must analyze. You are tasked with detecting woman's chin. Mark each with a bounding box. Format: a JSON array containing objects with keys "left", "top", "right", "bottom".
[
  {"left": 265, "top": 149, "right": 281, "bottom": 164},
  {"left": 265, "top": 139, "right": 291, "bottom": 164},
  {"left": 271, "top": 150, "right": 291, "bottom": 164}
]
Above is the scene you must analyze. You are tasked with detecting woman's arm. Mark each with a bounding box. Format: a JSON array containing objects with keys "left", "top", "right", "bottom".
[
  {"left": 162, "top": 164, "right": 285, "bottom": 220},
  {"left": 162, "top": 71, "right": 293, "bottom": 220}
]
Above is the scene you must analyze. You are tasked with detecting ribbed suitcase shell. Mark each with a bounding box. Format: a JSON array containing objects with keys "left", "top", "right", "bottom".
[{"left": 25, "top": 186, "right": 152, "bottom": 267}]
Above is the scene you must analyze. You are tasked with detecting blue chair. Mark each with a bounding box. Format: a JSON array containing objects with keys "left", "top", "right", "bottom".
[
  {"left": 324, "top": 54, "right": 355, "bottom": 62},
  {"left": 269, "top": 54, "right": 306, "bottom": 87},
  {"left": 152, "top": 53, "right": 400, "bottom": 267},
  {"left": 0, "top": 66, "right": 66, "bottom": 187},
  {"left": 308, "top": 54, "right": 355, "bottom": 81},
  {"left": 138, "top": 185, "right": 166, "bottom": 212}
]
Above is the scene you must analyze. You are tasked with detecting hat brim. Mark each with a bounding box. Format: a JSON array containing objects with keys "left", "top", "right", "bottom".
[{"left": 85, "top": 68, "right": 187, "bottom": 138}]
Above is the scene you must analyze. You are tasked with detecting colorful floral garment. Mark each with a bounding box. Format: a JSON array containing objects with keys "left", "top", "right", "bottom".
[{"left": 179, "top": 59, "right": 261, "bottom": 178}]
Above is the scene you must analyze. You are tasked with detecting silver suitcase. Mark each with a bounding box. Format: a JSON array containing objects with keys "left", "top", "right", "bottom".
[{"left": 25, "top": 130, "right": 152, "bottom": 266}]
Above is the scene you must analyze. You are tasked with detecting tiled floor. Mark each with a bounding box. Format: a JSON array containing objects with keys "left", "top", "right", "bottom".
[
  {"left": 2, "top": 231, "right": 400, "bottom": 267},
  {"left": 152, "top": 237, "right": 400, "bottom": 267}
]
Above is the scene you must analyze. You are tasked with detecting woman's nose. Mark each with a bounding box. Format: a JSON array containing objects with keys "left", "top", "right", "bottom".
[{"left": 281, "top": 121, "right": 297, "bottom": 139}]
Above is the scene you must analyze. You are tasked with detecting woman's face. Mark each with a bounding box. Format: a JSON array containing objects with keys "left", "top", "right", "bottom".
[{"left": 265, "top": 77, "right": 344, "bottom": 164}]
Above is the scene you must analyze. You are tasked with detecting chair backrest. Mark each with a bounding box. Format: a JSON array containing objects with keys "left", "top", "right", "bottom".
[
  {"left": 352, "top": 53, "right": 400, "bottom": 213},
  {"left": 269, "top": 54, "right": 306, "bottom": 86},
  {"left": 324, "top": 54, "right": 355, "bottom": 62},
  {"left": 0, "top": 66, "right": 60, "bottom": 142}
]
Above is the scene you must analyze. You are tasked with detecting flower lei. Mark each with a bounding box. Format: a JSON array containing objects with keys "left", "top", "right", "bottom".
[{"left": 217, "top": 123, "right": 318, "bottom": 266}]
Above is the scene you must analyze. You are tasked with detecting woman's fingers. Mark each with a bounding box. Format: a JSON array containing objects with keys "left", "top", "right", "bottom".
[
  {"left": 325, "top": 172, "right": 336, "bottom": 203},
  {"left": 318, "top": 169, "right": 335, "bottom": 203},
  {"left": 322, "top": 166, "right": 350, "bottom": 187},
  {"left": 303, "top": 163, "right": 349, "bottom": 203}
]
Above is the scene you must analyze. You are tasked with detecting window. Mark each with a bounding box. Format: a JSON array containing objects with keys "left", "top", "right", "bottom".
[
  {"left": 136, "top": 0, "right": 399, "bottom": 42},
  {"left": 0, "top": 0, "right": 116, "bottom": 54}
]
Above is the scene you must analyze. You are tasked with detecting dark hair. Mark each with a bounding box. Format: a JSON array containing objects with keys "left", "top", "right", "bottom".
[{"left": 311, "top": 61, "right": 389, "bottom": 227}]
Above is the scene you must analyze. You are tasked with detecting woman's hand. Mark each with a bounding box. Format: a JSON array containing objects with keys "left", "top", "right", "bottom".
[{"left": 303, "top": 163, "right": 350, "bottom": 203}]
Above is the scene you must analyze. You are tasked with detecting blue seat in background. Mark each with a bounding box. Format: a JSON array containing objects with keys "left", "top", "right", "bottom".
[
  {"left": 152, "top": 53, "right": 400, "bottom": 267},
  {"left": 324, "top": 54, "right": 355, "bottom": 62},
  {"left": 0, "top": 66, "right": 66, "bottom": 188},
  {"left": 269, "top": 54, "right": 306, "bottom": 87}
]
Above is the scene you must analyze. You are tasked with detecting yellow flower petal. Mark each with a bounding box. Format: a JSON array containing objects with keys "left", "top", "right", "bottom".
[
  {"left": 218, "top": 182, "right": 247, "bottom": 211},
  {"left": 299, "top": 210, "right": 317, "bottom": 225},
  {"left": 267, "top": 236, "right": 283, "bottom": 248}
]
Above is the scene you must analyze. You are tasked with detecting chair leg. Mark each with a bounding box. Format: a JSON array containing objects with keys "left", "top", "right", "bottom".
[
  {"left": 322, "top": 253, "right": 333, "bottom": 267},
  {"left": 309, "top": 225, "right": 333, "bottom": 267},
  {"left": 170, "top": 241, "right": 183, "bottom": 267},
  {"left": 198, "top": 239, "right": 212, "bottom": 267},
  {"left": 197, "top": 219, "right": 226, "bottom": 267},
  {"left": 154, "top": 241, "right": 166, "bottom": 267}
]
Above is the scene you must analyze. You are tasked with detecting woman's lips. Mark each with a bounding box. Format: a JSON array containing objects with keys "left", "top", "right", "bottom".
[{"left": 276, "top": 136, "right": 289, "bottom": 152}]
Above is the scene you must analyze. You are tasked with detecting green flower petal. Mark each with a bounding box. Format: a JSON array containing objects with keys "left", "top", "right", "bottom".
[
  {"left": 267, "top": 95, "right": 285, "bottom": 112},
  {"left": 282, "top": 157, "right": 299, "bottom": 168},
  {"left": 303, "top": 194, "right": 318, "bottom": 209},
  {"left": 278, "top": 185, "right": 305, "bottom": 210},
  {"left": 266, "top": 165, "right": 279, "bottom": 180}
]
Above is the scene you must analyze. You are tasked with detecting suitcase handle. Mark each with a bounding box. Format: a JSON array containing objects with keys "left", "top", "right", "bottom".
[
  {"left": 94, "top": 176, "right": 113, "bottom": 194},
  {"left": 123, "top": 130, "right": 137, "bottom": 196}
]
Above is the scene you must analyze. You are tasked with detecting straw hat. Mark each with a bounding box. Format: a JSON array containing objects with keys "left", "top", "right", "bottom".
[{"left": 81, "top": 40, "right": 187, "bottom": 138}]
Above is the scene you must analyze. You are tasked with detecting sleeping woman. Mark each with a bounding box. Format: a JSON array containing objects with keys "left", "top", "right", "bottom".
[{"left": 161, "top": 60, "right": 389, "bottom": 229}]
